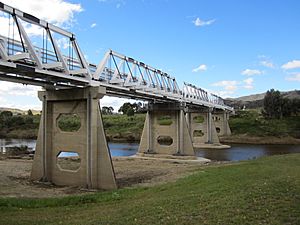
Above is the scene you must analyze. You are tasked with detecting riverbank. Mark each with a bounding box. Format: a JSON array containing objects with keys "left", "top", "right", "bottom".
[
  {"left": 220, "top": 134, "right": 300, "bottom": 145},
  {"left": 0, "top": 156, "right": 213, "bottom": 198},
  {"left": 0, "top": 154, "right": 299, "bottom": 225}
]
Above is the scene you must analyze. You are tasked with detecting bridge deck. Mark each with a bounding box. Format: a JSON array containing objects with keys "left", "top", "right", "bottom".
[{"left": 0, "top": 2, "right": 233, "bottom": 111}]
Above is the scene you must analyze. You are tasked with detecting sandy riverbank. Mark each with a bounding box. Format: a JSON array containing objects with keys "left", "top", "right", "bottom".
[{"left": 0, "top": 156, "right": 228, "bottom": 199}]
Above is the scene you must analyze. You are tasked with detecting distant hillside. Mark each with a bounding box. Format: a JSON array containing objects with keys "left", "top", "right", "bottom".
[
  {"left": 225, "top": 90, "right": 300, "bottom": 109},
  {"left": 0, "top": 107, "right": 40, "bottom": 115}
]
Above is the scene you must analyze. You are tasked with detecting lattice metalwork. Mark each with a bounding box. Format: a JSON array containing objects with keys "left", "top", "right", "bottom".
[{"left": 0, "top": 2, "right": 233, "bottom": 111}]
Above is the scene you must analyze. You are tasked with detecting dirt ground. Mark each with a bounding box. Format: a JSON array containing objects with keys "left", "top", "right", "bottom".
[{"left": 0, "top": 156, "right": 219, "bottom": 198}]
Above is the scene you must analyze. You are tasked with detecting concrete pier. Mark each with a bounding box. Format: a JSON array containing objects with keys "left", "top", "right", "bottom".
[
  {"left": 31, "top": 87, "right": 117, "bottom": 190},
  {"left": 186, "top": 108, "right": 221, "bottom": 148},
  {"left": 138, "top": 103, "right": 194, "bottom": 156}
]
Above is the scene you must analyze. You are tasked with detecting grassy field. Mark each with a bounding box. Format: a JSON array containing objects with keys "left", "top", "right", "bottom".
[
  {"left": 0, "top": 153, "right": 299, "bottom": 225},
  {"left": 229, "top": 110, "right": 300, "bottom": 138}
]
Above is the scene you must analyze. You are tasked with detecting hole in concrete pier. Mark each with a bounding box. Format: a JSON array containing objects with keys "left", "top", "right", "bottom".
[
  {"left": 57, "top": 113, "right": 81, "bottom": 132},
  {"left": 157, "top": 136, "right": 173, "bottom": 146},
  {"left": 56, "top": 151, "right": 81, "bottom": 171},
  {"left": 193, "top": 130, "right": 204, "bottom": 137},
  {"left": 193, "top": 115, "right": 204, "bottom": 123},
  {"left": 215, "top": 116, "right": 220, "bottom": 121},
  {"left": 216, "top": 127, "right": 221, "bottom": 133},
  {"left": 157, "top": 115, "right": 173, "bottom": 125}
]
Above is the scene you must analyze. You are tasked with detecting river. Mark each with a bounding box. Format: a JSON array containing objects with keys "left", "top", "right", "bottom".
[{"left": 0, "top": 138, "right": 299, "bottom": 161}]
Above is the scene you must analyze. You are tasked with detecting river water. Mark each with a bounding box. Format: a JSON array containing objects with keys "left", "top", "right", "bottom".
[{"left": 0, "top": 138, "right": 299, "bottom": 161}]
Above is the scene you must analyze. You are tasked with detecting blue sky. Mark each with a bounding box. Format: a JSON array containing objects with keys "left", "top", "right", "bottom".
[{"left": 0, "top": 0, "right": 300, "bottom": 110}]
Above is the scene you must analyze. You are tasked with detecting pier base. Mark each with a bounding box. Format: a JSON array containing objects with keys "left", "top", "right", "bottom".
[{"left": 31, "top": 87, "right": 117, "bottom": 190}]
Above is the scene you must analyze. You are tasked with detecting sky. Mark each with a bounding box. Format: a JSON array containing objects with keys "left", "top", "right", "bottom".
[{"left": 0, "top": 0, "right": 300, "bottom": 111}]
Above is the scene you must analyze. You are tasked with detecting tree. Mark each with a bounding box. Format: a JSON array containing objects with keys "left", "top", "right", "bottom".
[
  {"left": 102, "top": 106, "right": 114, "bottom": 115},
  {"left": 262, "top": 89, "right": 282, "bottom": 119},
  {"left": 262, "top": 89, "right": 300, "bottom": 119},
  {"left": 118, "top": 103, "right": 134, "bottom": 115},
  {"left": 291, "top": 99, "right": 300, "bottom": 115},
  {"left": 27, "top": 109, "right": 33, "bottom": 116},
  {"left": 118, "top": 102, "right": 145, "bottom": 115},
  {"left": 132, "top": 102, "right": 143, "bottom": 113},
  {"left": 0, "top": 110, "right": 13, "bottom": 119},
  {"left": 126, "top": 107, "right": 135, "bottom": 116}
]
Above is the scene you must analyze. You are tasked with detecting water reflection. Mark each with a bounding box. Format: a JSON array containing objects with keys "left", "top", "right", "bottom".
[
  {"left": 0, "top": 139, "right": 139, "bottom": 157},
  {"left": 0, "top": 139, "right": 36, "bottom": 154},
  {"left": 109, "top": 142, "right": 139, "bottom": 156},
  {"left": 0, "top": 139, "right": 299, "bottom": 161},
  {"left": 196, "top": 144, "right": 300, "bottom": 161}
]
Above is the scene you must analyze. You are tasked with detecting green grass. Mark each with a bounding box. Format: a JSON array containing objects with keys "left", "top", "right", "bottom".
[
  {"left": 102, "top": 114, "right": 145, "bottom": 141},
  {"left": 230, "top": 110, "right": 300, "bottom": 138},
  {"left": 57, "top": 114, "right": 81, "bottom": 132},
  {"left": 1, "top": 154, "right": 299, "bottom": 225},
  {"left": 157, "top": 116, "right": 173, "bottom": 126},
  {"left": 193, "top": 115, "right": 205, "bottom": 123}
]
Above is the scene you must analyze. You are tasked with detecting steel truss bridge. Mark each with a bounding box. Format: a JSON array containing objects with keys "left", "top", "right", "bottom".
[{"left": 0, "top": 2, "right": 233, "bottom": 111}]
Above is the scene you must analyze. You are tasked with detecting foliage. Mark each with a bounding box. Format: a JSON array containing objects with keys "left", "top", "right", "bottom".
[
  {"left": 193, "top": 115, "right": 204, "bottom": 123},
  {"left": 0, "top": 154, "right": 300, "bottom": 225},
  {"left": 102, "top": 114, "right": 145, "bottom": 141},
  {"left": 102, "top": 106, "right": 114, "bottom": 115},
  {"left": 57, "top": 114, "right": 81, "bottom": 132},
  {"left": 27, "top": 109, "right": 33, "bottom": 116},
  {"left": 126, "top": 107, "right": 134, "bottom": 116},
  {"left": 8, "top": 145, "right": 29, "bottom": 156},
  {"left": 118, "top": 102, "right": 144, "bottom": 116},
  {"left": 0, "top": 110, "right": 40, "bottom": 138},
  {"left": 157, "top": 115, "right": 173, "bottom": 125},
  {"left": 262, "top": 89, "right": 300, "bottom": 119},
  {"left": 229, "top": 110, "right": 300, "bottom": 138}
]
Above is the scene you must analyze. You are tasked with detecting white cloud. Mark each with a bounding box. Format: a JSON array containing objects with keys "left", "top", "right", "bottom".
[
  {"left": 260, "top": 60, "right": 274, "bottom": 68},
  {"left": 98, "top": 0, "right": 125, "bottom": 9},
  {"left": 211, "top": 90, "right": 235, "bottom": 98},
  {"left": 281, "top": 60, "right": 300, "bottom": 70},
  {"left": 90, "top": 23, "right": 97, "bottom": 28},
  {"left": 243, "top": 78, "right": 254, "bottom": 89},
  {"left": 192, "top": 64, "right": 207, "bottom": 72},
  {"left": 100, "top": 96, "right": 142, "bottom": 112},
  {"left": 0, "top": 81, "right": 42, "bottom": 110},
  {"left": 193, "top": 18, "right": 216, "bottom": 27},
  {"left": 212, "top": 80, "right": 238, "bottom": 91},
  {"left": 286, "top": 73, "right": 300, "bottom": 82},
  {"left": 0, "top": 81, "right": 41, "bottom": 97},
  {"left": 0, "top": 0, "right": 83, "bottom": 39},
  {"left": 241, "top": 69, "right": 262, "bottom": 76},
  {"left": 57, "top": 37, "right": 71, "bottom": 49},
  {"left": 1, "top": 0, "right": 83, "bottom": 26}
]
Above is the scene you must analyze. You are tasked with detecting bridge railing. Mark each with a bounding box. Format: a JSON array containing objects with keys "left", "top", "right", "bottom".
[
  {"left": 0, "top": 2, "right": 233, "bottom": 111},
  {"left": 0, "top": 34, "right": 87, "bottom": 73},
  {"left": 0, "top": 4, "right": 92, "bottom": 79},
  {"left": 93, "top": 50, "right": 182, "bottom": 98}
]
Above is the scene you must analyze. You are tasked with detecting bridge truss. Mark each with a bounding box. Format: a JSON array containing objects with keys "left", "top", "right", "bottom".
[{"left": 0, "top": 2, "right": 233, "bottom": 111}]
